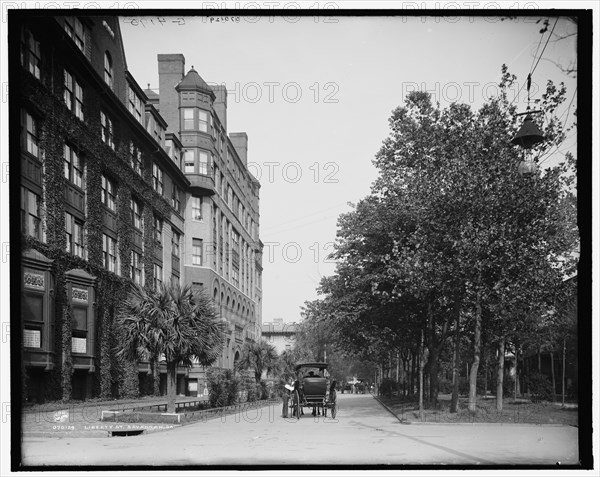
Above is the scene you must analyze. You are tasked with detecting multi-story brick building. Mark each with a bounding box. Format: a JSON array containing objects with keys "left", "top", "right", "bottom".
[{"left": 12, "top": 13, "right": 262, "bottom": 402}]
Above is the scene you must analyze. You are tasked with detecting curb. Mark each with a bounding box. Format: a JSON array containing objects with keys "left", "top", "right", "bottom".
[{"left": 23, "top": 400, "right": 282, "bottom": 439}]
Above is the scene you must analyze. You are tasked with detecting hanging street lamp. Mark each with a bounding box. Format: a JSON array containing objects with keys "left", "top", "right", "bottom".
[{"left": 511, "top": 73, "right": 545, "bottom": 177}]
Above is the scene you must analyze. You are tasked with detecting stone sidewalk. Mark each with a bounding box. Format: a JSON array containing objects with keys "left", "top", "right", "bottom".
[{"left": 21, "top": 396, "right": 207, "bottom": 438}]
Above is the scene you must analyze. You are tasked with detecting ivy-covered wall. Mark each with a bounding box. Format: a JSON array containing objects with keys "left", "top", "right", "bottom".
[{"left": 20, "top": 46, "right": 172, "bottom": 401}]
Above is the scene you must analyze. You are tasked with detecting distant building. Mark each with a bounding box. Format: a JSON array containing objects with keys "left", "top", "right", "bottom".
[
  {"left": 261, "top": 318, "right": 297, "bottom": 354},
  {"left": 153, "top": 54, "right": 263, "bottom": 392}
]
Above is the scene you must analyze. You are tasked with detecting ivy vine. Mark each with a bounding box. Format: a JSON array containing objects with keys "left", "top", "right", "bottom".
[{"left": 21, "top": 66, "right": 175, "bottom": 401}]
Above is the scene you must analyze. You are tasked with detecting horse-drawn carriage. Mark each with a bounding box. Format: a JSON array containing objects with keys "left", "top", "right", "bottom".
[{"left": 289, "top": 362, "right": 337, "bottom": 419}]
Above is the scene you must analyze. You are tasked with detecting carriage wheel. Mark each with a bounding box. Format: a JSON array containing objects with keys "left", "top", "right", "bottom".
[
  {"left": 294, "top": 390, "right": 301, "bottom": 420},
  {"left": 331, "top": 401, "right": 337, "bottom": 419}
]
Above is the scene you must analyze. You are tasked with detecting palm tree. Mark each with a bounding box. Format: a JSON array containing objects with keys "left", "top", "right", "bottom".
[
  {"left": 117, "top": 283, "right": 225, "bottom": 413},
  {"left": 236, "top": 340, "right": 279, "bottom": 383}
]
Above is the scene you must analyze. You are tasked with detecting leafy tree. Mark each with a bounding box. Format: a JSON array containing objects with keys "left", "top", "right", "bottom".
[
  {"left": 116, "top": 283, "right": 225, "bottom": 413},
  {"left": 308, "top": 65, "right": 576, "bottom": 414},
  {"left": 235, "top": 339, "right": 279, "bottom": 383}
]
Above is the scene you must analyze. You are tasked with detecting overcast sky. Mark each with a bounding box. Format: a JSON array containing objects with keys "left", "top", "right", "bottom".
[{"left": 119, "top": 11, "right": 578, "bottom": 324}]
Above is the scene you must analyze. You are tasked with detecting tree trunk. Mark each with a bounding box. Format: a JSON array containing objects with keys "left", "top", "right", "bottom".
[
  {"left": 428, "top": 348, "right": 440, "bottom": 408},
  {"left": 483, "top": 356, "right": 488, "bottom": 398},
  {"left": 396, "top": 351, "right": 400, "bottom": 394},
  {"left": 419, "top": 329, "right": 425, "bottom": 420},
  {"left": 403, "top": 358, "right": 408, "bottom": 397},
  {"left": 496, "top": 340, "right": 505, "bottom": 412},
  {"left": 537, "top": 348, "right": 542, "bottom": 372},
  {"left": 450, "top": 310, "right": 460, "bottom": 413},
  {"left": 419, "top": 330, "right": 425, "bottom": 420},
  {"left": 166, "top": 361, "right": 177, "bottom": 413},
  {"left": 410, "top": 351, "right": 416, "bottom": 396},
  {"left": 468, "top": 294, "right": 482, "bottom": 413},
  {"left": 561, "top": 338, "right": 566, "bottom": 407},
  {"left": 514, "top": 346, "right": 519, "bottom": 400},
  {"left": 151, "top": 355, "right": 160, "bottom": 396},
  {"left": 550, "top": 351, "right": 556, "bottom": 402}
]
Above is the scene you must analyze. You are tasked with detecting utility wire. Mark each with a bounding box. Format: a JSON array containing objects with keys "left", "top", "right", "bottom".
[
  {"left": 529, "top": 20, "right": 547, "bottom": 75},
  {"left": 530, "top": 17, "right": 560, "bottom": 79}
]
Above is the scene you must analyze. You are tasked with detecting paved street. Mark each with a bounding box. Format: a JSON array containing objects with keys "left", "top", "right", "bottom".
[{"left": 20, "top": 393, "right": 578, "bottom": 466}]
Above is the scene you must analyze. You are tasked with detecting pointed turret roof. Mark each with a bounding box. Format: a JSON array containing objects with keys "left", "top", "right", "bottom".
[{"left": 176, "top": 67, "right": 215, "bottom": 98}]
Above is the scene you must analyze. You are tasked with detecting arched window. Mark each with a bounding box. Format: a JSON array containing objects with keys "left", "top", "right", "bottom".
[{"left": 104, "top": 51, "right": 113, "bottom": 89}]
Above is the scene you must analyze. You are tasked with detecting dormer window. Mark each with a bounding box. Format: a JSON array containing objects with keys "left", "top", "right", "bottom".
[
  {"left": 128, "top": 85, "right": 143, "bottom": 123},
  {"left": 21, "top": 28, "right": 41, "bottom": 79},
  {"left": 104, "top": 51, "right": 113, "bottom": 89},
  {"left": 64, "top": 17, "right": 85, "bottom": 51}
]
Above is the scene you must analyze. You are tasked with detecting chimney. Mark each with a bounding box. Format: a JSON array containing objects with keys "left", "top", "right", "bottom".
[
  {"left": 157, "top": 54, "right": 185, "bottom": 135},
  {"left": 229, "top": 132, "right": 248, "bottom": 167},
  {"left": 211, "top": 85, "right": 227, "bottom": 130}
]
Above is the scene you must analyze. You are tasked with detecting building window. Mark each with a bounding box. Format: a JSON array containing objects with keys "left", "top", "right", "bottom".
[
  {"left": 64, "top": 144, "right": 84, "bottom": 189},
  {"left": 171, "top": 274, "right": 180, "bottom": 287},
  {"left": 153, "top": 121, "right": 163, "bottom": 145},
  {"left": 129, "top": 141, "right": 142, "bottom": 175},
  {"left": 21, "top": 28, "right": 41, "bottom": 79},
  {"left": 171, "top": 185, "right": 181, "bottom": 212},
  {"left": 131, "top": 198, "right": 142, "bottom": 230},
  {"left": 64, "top": 17, "right": 85, "bottom": 51},
  {"left": 65, "top": 212, "right": 84, "bottom": 258},
  {"left": 172, "top": 229, "right": 180, "bottom": 257},
  {"left": 21, "top": 187, "right": 42, "bottom": 240},
  {"left": 232, "top": 230, "right": 239, "bottom": 252},
  {"left": 183, "top": 150, "right": 195, "bottom": 173},
  {"left": 131, "top": 250, "right": 142, "bottom": 285},
  {"left": 191, "top": 196, "right": 202, "bottom": 221},
  {"left": 198, "top": 109, "right": 209, "bottom": 133},
  {"left": 153, "top": 263, "right": 163, "bottom": 288},
  {"left": 71, "top": 306, "right": 88, "bottom": 354},
  {"left": 24, "top": 111, "right": 40, "bottom": 158},
  {"left": 192, "top": 238, "right": 203, "bottom": 266},
  {"left": 64, "top": 70, "right": 84, "bottom": 120},
  {"left": 100, "top": 111, "right": 114, "bottom": 149},
  {"left": 152, "top": 163, "right": 163, "bottom": 195},
  {"left": 198, "top": 151, "right": 209, "bottom": 175},
  {"left": 128, "top": 85, "right": 143, "bottom": 123},
  {"left": 104, "top": 51, "right": 113, "bottom": 89},
  {"left": 101, "top": 175, "right": 116, "bottom": 212},
  {"left": 103, "top": 234, "right": 117, "bottom": 273},
  {"left": 154, "top": 216, "right": 163, "bottom": 244},
  {"left": 183, "top": 108, "right": 194, "bottom": 130}
]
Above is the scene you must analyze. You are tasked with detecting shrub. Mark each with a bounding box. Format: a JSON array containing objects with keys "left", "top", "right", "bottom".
[
  {"left": 525, "top": 372, "right": 554, "bottom": 403},
  {"left": 380, "top": 378, "right": 398, "bottom": 397},
  {"left": 258, "top": 381, "right": 268, "bottom": 399},
  {"left": 438, "top": 378, "right": 453, "bottom": 394},
  {"left": 207, "top": 368, "right": 240, "bottom": 408},
  {"left": 240, "top": 375, "right": 258, "bottom": 402},
  {"left": 502, "top": 373, "right": 515, "bottom": 397}
]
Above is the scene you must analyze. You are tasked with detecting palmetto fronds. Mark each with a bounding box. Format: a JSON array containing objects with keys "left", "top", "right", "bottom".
[{"left": 116, "top": 282, "right": 226, "bottom": 368}]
